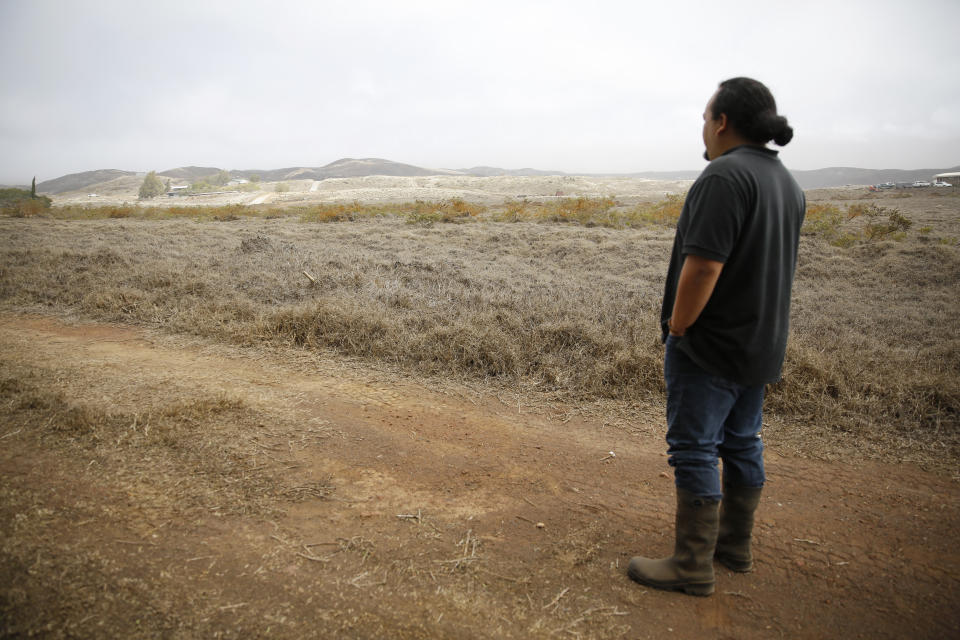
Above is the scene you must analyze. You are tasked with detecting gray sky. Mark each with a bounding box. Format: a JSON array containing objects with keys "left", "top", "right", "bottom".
[{"left": 1, "top": 0, "right": 958, "bottom": 183}]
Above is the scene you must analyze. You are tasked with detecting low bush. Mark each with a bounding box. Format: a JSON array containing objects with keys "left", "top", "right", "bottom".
[
  {"left": 802, "top": 203, "right": 844, "bottom": 239},
  {"left": 402, "top": 198, "right": 483, "bottom": 225},
  {"left": 0, "top": 188, "right": 52, "bottom": 217},
  {"left": 804, "top": 203, "right": 913, "bottom": 245},
  {"left": 491, "top": 195, "right": 684, "bottom": 229}
]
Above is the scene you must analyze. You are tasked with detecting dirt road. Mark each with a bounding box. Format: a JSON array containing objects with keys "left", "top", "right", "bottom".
[{"left": 1, "top": 313, "right": 957, "bottom": 639}]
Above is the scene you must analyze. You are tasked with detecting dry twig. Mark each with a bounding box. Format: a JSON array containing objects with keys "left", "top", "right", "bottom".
[
  {"left": 397, "top": 509, "right": 422, "bottom": 522},
  {"left": 297, "top": 551, "right": 330, "bottom": 563},
  {"left": 543, "top": 587, "right": 570, "bottom": 610}
]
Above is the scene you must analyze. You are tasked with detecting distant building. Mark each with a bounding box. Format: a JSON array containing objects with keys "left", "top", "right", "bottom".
[
  {"left": 933, "top": 172, "right": 960, "bottom": 186},
  {"left": 167, "top": 185, "right": 189, "bottom": 196},
  {"left": 227, "top": 178, "right": 249, "bottom": 186}
]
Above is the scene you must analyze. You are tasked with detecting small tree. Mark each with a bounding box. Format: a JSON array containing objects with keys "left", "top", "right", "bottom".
[
  {"left": 30, "top": 176, "right": 36, "bottom": 198},
  {"left": 275, "top": 182, "right": 290, "bottom": 193},
  {"left": 138, "top": 171, "right": 166, "bottom": 199},
  {"left": 211, "top": 169, "right": 231, "bottom": 186},
  {"left": 249, "top": 174, "right": 260, "bottom": 183}
]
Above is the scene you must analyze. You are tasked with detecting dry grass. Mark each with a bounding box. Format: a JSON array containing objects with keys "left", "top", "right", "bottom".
[
  {"left": 0, "top": 356, "right": 320, "bottom": 518},
  {"left": 29, "top": 195, "right": 685, "bottom": 229},
  {"left": 1, "top": 191, "right": 958, "bottom": 471}
]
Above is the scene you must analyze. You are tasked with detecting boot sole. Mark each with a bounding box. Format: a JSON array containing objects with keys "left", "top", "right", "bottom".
[
  {"left": 627, "top": 567, "right": 715, "bottom": 597},
  {"left": 715, "top": 553, "right": 753, "bottom": 573}
]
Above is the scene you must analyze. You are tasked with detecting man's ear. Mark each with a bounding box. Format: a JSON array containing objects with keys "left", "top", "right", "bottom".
[{"left": 715, "top": 113, "right": 729, "bottom": 135}]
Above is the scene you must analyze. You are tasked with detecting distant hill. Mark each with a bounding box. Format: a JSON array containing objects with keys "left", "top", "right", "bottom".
[
  {"left": 236, "top": 158, "right": 461, "bottom": 182},
  {"left": 789, "top": 166, "right": 960, "bottom": 189},
  {"left": 321, "top": 158, "right": 458, "bottom": 178},
  {"left": 158, "top": 166, "right": 222, "bottom": 182},
  {"left": 617, "top": 166, "right": 960, "bottom": 187},
  {"left": 460, "top": 166, "right": 564, "bottom": 177},
  {"left": 622, "top": 170, "right": 703, "bottom": 181},
  {"left": 37, "top": 169, "right": 135, "bottom": 195},
  {"left": 33, "top": 160, "right": 960, "bottom": 195},
  {"left": 459, "top": 165, "right": 960, "bottom": 186}
]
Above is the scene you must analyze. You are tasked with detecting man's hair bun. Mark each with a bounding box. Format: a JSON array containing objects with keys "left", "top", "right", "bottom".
[
  {"left": 764, "top": 113, "right": 793, "bottom": 147},
  {"left": 712, "top": 78, "right": 794, "bottom": 147}
]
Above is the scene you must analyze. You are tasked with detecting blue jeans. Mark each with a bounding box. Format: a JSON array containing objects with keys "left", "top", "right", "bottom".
[{"left": 664, "top": 335, "right": 766, "bottom": 501}]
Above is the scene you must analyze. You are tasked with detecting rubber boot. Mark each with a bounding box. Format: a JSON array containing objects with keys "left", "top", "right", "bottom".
[
  {"left": 714, "top": 484, "right": 762, "bottom": 572},
  {"left": 627, "top": 488, "right": 719, "bottom": 596}
]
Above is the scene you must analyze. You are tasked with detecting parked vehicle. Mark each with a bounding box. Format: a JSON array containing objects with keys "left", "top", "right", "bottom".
[
  {"left": 933, "top": 181, "right": 952, "bottom": 187},
  {"left": 912, "top": 180, "right": 932, "bottom": 188},
  {"left": 876, "top": 182, "right": 895, "bottom": 189}
]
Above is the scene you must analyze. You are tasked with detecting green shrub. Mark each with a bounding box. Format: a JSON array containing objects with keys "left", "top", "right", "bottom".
[
  {"left": 626, "top": 193, "right": 686, "bottom": 227},
  {"left": 491, "top": 200, "right": 534, "bottom": 222},
  {"left": 803, "top": 204, "right": 844, "bottom": 238},
  {"left": 804, "top": 203, "right": 913, "bottom": 245},
  {"left": 138, "top": 171, "right": 166, "bottom": 199},
  {"left": 403, "top": 199, "right": 481, "bottom": 225},
  {"left": 1, "top": 187, "right": 52, "bottom": 216}
]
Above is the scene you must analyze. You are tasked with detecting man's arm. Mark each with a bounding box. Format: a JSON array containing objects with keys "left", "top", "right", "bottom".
[{"left": 668, "top": 254, "right": 724, "bottom": 336}]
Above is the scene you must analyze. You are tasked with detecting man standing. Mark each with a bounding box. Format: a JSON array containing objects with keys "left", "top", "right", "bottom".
[{"left": 628, "top": 78, "right": 805, "bottom": 596}]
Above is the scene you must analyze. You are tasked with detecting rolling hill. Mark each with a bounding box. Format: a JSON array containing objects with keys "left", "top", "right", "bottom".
[
  {"left": 37, "top": 169, "right": 136, "bottom": 195},
  {"left": 33, "top": 159, "right": 960, "bottom": 195}
]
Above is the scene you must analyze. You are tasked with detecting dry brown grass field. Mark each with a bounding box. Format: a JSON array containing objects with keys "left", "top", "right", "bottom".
[{"left": 1, "top": 186, "right": 958, "bottom": 638}]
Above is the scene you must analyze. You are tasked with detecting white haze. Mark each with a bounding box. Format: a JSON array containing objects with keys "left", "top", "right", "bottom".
[{"left": 0, "top": 0, "right": 958, "bottom": 184}]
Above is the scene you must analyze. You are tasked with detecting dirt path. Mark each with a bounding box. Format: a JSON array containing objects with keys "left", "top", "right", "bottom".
[
  {"left": 1, "top": 313, "right": 957, "bottom": 639},
  {"left": 247, "top": 193, "right": 272, "bottom": 205}
]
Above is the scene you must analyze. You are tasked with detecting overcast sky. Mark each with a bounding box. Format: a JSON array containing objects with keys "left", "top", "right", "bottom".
[{"left": 1, "top": 0, "right": 958, "bottom": 183}]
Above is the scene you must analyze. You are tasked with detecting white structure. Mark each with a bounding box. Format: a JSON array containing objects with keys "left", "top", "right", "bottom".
[{"left": 933, "top": 172, "right": 960, "bottom": 187}]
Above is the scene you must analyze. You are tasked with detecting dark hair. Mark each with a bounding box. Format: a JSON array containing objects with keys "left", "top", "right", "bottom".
[{"left": 710, "top": 77, "right": 793, "bottom": 146}]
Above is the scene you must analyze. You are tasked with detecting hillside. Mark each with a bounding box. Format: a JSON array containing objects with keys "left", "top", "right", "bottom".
[
  {"left": 157, "top": 166, "right": 222, "bottom": 182},
  {"left": 37, "top": 169, "right": 136, "bottom": 195},
  {"left": 234, "top": 158, "right": 461, "bottom": 182},
  {"left": 460, "top": 166, "right": 565, "bottom": 177},
  {"left": 789, "top": 165, "right": 960, "bottom": 189},
  {"left": 34, "top": 160, "right": 960, "bottom": 196},
  {"left": 623, "top": 166, "right": 960, "bottom": 187}
]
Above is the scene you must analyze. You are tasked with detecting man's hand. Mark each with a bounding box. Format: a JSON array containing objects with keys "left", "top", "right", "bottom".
[{"left": 669, "top": 254, "right": 724, "bottom": 336}]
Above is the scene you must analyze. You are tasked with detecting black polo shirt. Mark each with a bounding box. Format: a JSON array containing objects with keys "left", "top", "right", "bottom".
[{"left": 660, "top": 145, "right": 805, "bottom": 385}]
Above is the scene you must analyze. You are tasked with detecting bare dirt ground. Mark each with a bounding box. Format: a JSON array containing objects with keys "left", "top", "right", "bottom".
[{"left": 2, "top": 312, "right": 957, "bottom": 639}]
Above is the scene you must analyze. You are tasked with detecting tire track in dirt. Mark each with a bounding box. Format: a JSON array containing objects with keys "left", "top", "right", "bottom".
[{"left": 1, "top": 312, "right": 958, "bottom": 639}]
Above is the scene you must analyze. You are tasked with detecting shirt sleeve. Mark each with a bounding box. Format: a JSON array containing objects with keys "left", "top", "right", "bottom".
[{"left": 679, "top": 175, "right": 745, "bottom": 263}]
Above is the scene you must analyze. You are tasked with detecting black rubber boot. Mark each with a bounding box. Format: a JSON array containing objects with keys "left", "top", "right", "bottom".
[
  {"left": 627, "top": 488, "right": 719, "bottom": 596},
  {"left": 715, "top": 484, "right": 762, "bottom": 572}
]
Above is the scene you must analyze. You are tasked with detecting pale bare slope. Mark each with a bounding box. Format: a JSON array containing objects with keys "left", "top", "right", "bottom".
[{"left": 53, "top": 175, "right": 692, "bottom": 207}]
